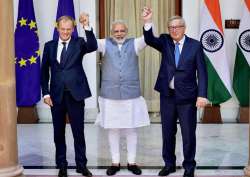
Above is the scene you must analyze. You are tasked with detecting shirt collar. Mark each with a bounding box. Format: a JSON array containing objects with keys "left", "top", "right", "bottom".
[
  {"left": 174, "top": 35, "right": 185, "bottom": 45},
  {"left": 59, "top": 37, "right": 71, "bottom": 45}
]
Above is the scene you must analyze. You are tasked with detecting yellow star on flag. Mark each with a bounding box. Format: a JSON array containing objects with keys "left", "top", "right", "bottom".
[
  {"left": 19, "top": 58, "right": 27, "bottom": 67},
  {"left": 19, "top": 17, "right": 27, "bottom": 26},
  {"left": 35, "top": 50, "right": 40, "bottom": 56},
  {"left": 55, "top": 21, "right": 58, "bottom": 28},
  {"left": 28, "top": 20, "right": 36, "bottom": 29},
  {"left": 29, "top": 56, "right": 37, "bottom": 64}
]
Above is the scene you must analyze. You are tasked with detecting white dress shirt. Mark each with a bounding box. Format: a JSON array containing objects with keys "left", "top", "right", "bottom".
[
  {"left": 57, "top": 38, "right": 70, "bottom": 63},
  {"left": 169, "top": 36, "right": 186, "bottom": 89}
]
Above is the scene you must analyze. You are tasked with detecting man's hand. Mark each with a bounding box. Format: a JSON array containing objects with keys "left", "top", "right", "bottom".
[
  {"left": 79, "top": 12, "right": 89, "bottom": 27},
  {"left": 142, "top": 6, "right": 153, "bottom": 24},
  {"left": 44, "top": 97, "right": 53, "bottom": 107},
  {"left": 196, "top": 97, "right": 208, "bottom": 108}
]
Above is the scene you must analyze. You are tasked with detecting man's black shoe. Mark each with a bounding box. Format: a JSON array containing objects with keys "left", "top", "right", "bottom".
[
  {"left": 58, "top": 168, "right": 68, "bottom": 177},
  {"left": 76, "top": 167, "right": 93, "bottom": 177},
  {"left": 158, "top": 166, "right": 176, "bottom": 176},
  {"left": 127, "top": 164, "right": 142, "bottom": 175},
  {"left": 106, "top": 164, "right": 120, "bottom": 176},
  {"left": 183, "top": 170, "right": 194, "bottom": 177}
]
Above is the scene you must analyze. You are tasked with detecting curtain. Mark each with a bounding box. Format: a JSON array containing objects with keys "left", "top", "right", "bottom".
[{"left": 104, "top": 0, "right": 175, "bottom": 113}]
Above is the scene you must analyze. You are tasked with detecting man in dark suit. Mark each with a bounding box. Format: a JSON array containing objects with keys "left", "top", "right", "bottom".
[
  {"left": 41, "top": 15, "right": 97, "bottom": 177},
  {"left": 142, "top": 7, "right": 208, "bottom": 177}
]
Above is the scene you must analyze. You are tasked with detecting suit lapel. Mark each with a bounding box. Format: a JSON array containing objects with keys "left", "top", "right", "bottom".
[
  {"left": 52, "top": 41, "right": 59, "bottom": 65},
  {"left": 167, "top": 37, "right": 176, "bottom": 66},
  {"left": 178, "top": 36, "right": 190, "bottom": 68}
]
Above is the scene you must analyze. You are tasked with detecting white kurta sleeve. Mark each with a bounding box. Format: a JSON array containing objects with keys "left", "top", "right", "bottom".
[
  {"left": 134, "top": 36, "right": 147, "bottom": 55},
  {"left": 97, "top": 39, "right": 106, "bottom": 56}
]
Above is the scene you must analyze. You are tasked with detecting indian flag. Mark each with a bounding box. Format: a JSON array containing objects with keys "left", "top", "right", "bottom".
[
  {"left": 233, "top": 0, "right": 250, "bottom": 107},
  {"left": 199, "top": 0, "right": 232, "bottom": 104}
]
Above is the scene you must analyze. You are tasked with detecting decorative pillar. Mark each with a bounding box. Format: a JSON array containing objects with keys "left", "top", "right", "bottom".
[
  {"left": 0, "top": 0, "right": 25, "bottom": 176},
  {"left": 244, "top": 114, "right": 250, "bottom": 177},
  {"left": 245, "top": 166, "right": 250, "bottom": 177}
]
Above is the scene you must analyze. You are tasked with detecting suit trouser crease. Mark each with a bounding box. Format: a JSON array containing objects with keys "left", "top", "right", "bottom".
[
  {"left": 160, "top": 94, "right": 197, "bottom": 172},
  {"left": 51, "top": 91, "right": 87, "bottom": 168}
]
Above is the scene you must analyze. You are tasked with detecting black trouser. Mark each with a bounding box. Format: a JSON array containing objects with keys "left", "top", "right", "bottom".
[
  {"left": 160, "top": 94, "right": 197, "bottom": 173},
  {"left": 51, "top": 91, "right": 87, "bottom": 169}
]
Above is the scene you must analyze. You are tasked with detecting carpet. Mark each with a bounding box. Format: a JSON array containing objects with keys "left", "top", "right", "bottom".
[{"left": 26, "top": 175, "right": 242, "bottom": 177}]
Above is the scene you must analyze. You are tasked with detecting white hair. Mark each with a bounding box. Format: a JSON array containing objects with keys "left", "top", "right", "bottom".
[
  {"left": 168, "top": 15, "right": 186, "bottom": 27},
  {"left": 110, "top": 20, "right": 128, "bottom": 33}
]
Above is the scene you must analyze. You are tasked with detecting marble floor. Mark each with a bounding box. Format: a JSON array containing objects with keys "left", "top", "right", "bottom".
[{"left": 17, "top": 123, "right": 248, "bottom": 175}]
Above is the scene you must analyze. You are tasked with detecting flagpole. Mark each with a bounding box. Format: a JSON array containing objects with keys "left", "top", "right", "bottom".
[
  {"left": 244, "top": 113, "right": 250, "bottom": 177},
  {"left": 17, "top": 107, "right": 39, "bottom": 123},
  {"left": 201, "top": 104, "right": 222, "bottom": 123},
  {"left": 0, "top": 0, "right": 25, "bottom": 176}
]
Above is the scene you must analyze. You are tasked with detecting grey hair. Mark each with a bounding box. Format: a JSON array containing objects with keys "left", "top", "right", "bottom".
[
  {"left": 168, "top": 15, "right": 186, "bottom": 27},
  {"left": 110, "top": 20, "right": 128, "bottom": 33}
]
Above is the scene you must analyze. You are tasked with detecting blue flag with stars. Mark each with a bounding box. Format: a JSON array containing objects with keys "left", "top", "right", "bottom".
[
  {"left": 53, "top": 0, "right": 78, "bottom": 40},
  {"left": 15, "top": 0, "right": 41, "bottom": 106}
]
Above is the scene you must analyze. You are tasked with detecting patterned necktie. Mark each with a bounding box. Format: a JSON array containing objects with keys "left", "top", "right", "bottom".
[
  {"left": 175, "top": 42, "right": 180, "bottom": 67},
  {"left": 60, "top": 42, "right": 67, "bottom": 65}
]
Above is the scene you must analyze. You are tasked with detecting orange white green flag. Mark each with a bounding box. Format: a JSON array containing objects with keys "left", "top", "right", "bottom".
[
  {"left": 233, "top": 0, "right": 250, "bottom": 106},
  {"left": 199, "top": 0, "right": 232, "bottom": 104}
]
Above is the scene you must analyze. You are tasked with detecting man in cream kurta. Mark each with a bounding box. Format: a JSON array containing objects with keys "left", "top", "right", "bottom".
[{"left": 80, "top": 14, "right": 150, "bottom": 176}]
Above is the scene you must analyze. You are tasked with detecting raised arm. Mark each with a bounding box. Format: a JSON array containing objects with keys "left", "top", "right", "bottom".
[
  {"left": 142, "top": 7, "right": 163, "bottom": 52},
  {"left": 79, "top": 12, "right": 98, "bottom": 53}
]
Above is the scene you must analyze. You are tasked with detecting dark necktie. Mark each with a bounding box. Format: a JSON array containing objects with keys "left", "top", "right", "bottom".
[
  {"left": 60, "top": 42, "right": 67, "bottom": 65},
  {"left": 175, "top": 42, "right": 180, "bottom": 67}
]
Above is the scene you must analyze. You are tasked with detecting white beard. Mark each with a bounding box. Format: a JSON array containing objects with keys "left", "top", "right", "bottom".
[{"left": 113, "top": 37, "right": 126, "bottom": 44}]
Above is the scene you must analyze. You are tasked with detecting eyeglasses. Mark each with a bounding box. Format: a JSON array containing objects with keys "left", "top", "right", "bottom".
[{"left": 168, "top": 25, "right": 184, "bottom": 30}]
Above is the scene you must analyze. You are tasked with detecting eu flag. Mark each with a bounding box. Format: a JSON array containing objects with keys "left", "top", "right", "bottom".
[
  {"left": 14, "top": 0, "right": 41, "bottom": 106},
  {"left": 53, "top": 0, "right": 78, "bottom": 40}
]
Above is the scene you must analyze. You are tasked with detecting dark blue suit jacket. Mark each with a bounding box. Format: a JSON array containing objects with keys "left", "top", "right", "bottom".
[
  {"left": 144, "top": 28, "right": 207, "bottom": 103},
  {"left": 41, "top": 30, "right": 97, "bottom": 104}
]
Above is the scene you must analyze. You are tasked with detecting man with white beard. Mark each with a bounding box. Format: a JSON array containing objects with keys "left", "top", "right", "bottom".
[{"left": 80, "top": 13, "right": 150, "bottom": 176}]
